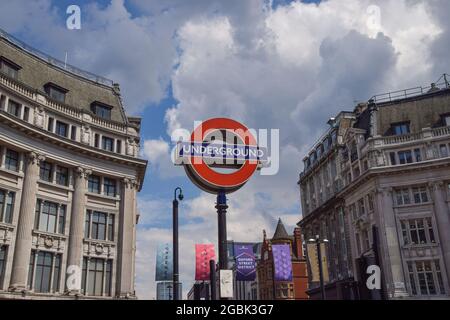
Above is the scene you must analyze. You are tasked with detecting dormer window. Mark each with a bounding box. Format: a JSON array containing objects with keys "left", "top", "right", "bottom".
[
  {"left": 0, "top": 56, "right": 21, "bottom": 80},
  {"left": 91, "top": 101, "right": 112, "bottom": 120},
  {"left": 392, "top": 122, "right": 410, "bottom": 135},
  {"left": 44, "top": 83, "right": 68, "bottom": 103},
  {"left": 442, "top": 114, "right": 450, "bottom": 127}
]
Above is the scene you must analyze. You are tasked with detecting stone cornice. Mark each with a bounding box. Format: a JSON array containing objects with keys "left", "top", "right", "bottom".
[{"left": 0, "top": 111, "right": 147, "bottom": 190}]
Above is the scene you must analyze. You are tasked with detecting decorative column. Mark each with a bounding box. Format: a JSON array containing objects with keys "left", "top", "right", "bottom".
[
  {"left": 66, "top": 167, "right": 91, "bottom": 294},
  {"left": 9, "top": 152, "right": 44, "bottom": 291},
  {"left": 117, "top": 178, "right": 137, "bottom": 298},
  {"left": 431, "top": 181, "right": 450, "bottom": 292},
  {"left": 376, "top": 188, "right": 408, "bottom": 298}
]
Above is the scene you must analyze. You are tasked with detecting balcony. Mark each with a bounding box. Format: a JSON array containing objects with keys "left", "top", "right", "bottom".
[{"left": 370, "top": 126, "right": 450, "bottom": 148}]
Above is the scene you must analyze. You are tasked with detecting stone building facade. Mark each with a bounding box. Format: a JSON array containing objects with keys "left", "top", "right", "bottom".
[
  {"left": 298, "top": 78, "right": 450, "bottom": 299},
  {"left": 257, "top": 219, "right": 308, "bottom": 300},
  {"left": 0, "top": 29, "right": 147, "bottom": 299}
]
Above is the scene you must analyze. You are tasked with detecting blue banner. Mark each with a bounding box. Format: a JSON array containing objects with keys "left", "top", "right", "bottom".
[
  {"left": 234, "top": 244, "right": 256, "bottom": 281},
  {"left": 155, "top": 243, "right": 173, "bottom": 281}
]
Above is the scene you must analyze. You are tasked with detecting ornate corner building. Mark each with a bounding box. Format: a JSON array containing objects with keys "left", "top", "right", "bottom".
[
  {"left": 0, "top": 29, "right": 147, "bottom": 299},
  {"left": 298, "top": 77, "right": 450, "bottom": 299}
]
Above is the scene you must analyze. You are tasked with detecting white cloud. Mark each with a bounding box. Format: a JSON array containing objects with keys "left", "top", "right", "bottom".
[{"left": 2, "top": 0, "right": 450, "bottom": 301}]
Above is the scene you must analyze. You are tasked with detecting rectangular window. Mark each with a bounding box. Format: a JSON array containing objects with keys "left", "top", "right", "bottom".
[
  {"left": 402, "top": 218, "right": 436, "bottom": 246},
  {"left": 107, "top": 215, "right": 114, "bottom": 241},
  {"left": 85, "top": 210, "right": 114, "bottom": 241},
  {"left": 0, "top": 57, "right": 20, "bottom": 79},
  {"left": 398, "top": 151, "right": 413, "bottom": 164},
  {"left": 443, "top": 115, "right": 450, "bottom": 127},
  {"left": 103, "top": 178, "right": 116, "bottom": 197},
  {"left": 7, "top": 100, "right": 20, "bottom": 117},
  {"left": 28, "top": 251, "right": 62, "bottom": 293},
  {"left": 23, "top": 106, "right": 29, "bottom": 122},
  {"left": 91, "top": 211, "right": 107, "bottom": 240},
  {"left": 357, "top": 199, "right": 365, "bottom": 217},
  {"left": 35, "top": 200, "right": 66, "bottom": 234},
  {"left": 368, "top": 194, "right": 375, "bottom": 211},
  {"left": 81, "top": 257, "right": 113, "bottom": 296},
  {"left": 412, "top": 187, "right": 429, "bottom": 204},
  {"left": 0, "top": 246, "right": 7, "bottom": 289},
  {"left": 91, "top": 103, "right": 112, "bottom": 120},
  {"left": 395, "top": 188, "right": 411, "bottom": 206},
  {"left": 439, "top": 144, "right": 448, "bottom": 158},
  {"left": 39, "top": 161, "right": 53, "bottom": 182},
  {"left": 414, "top": 149, "right": 422, "bottom": 162},
  {"left": 45, "top": 84, "right": 67, "bottom": 103},
  {"left": 390, "top": 152, "right": 397, "bottom": 165},
  {"left": 0, "top": 190, "right": 15, "bottom": 224},
  {"left": 88, "top": 175, "right": 100, "bottom": 194},
  {"left": 56, "top": 165, "right": 69, "bottom": 186},
  {"left": 70, "top": 126, "right": 77, "bottom": 140},
  {"left": 5, "top": 149, "right": 19, "bottom": 172},
  {"left": 392, "top": 122, "right": 410, "bottom": 135},
  {"left": 55, "top": 121, "right": 68, "bottom": 138},
  {"left": 47, "top": 117, "right": 54, "bottom": 132},
  {"left": 94, "top": 134, "right": 99, "bottom": 148},
  {"left": 102, "top": 137, "right": 114, "bottom": 152},
  {"left": 116, "top": 140, "right": 122, "bottom": 154}
]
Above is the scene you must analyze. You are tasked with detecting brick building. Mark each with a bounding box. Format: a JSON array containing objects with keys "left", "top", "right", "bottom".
[{"left": 257, "top": 219, "right": 308, "bottom": 300}]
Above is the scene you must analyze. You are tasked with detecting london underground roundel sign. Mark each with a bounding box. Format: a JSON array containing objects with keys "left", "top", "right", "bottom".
[{"left": 176, "top": 118, "right": 267, "bottom": 194}]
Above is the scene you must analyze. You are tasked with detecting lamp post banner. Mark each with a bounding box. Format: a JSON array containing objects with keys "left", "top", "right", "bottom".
[
  {"left": 234, "top": 244, "right": 256, "bottom": 281},
  {"left": 195, "top": 244, "right": 216, "bottom": 281},
  {"left": 155, "top": 243, "right": 173, "bottom": 281},
  {"left": 272, "top": 244, "right": 293, "bottom": 281}
]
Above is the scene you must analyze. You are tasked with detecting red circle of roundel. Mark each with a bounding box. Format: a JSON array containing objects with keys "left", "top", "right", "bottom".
[{"left": 189, "top": 118, "right": 258, "bottom": 189}]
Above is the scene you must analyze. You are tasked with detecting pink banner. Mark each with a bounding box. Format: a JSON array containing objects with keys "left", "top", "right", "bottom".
[{"left": 195, "top": 244, "right": 216, "bottom": 281}]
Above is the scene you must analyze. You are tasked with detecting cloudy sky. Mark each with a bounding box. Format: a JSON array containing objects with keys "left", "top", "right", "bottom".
[{"left": 1, "top": 0, "right": 449, "bottom": 299}]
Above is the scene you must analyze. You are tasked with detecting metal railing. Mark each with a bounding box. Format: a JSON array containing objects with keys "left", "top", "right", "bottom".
[
  {"left": 0, "top": 28, "right": 114, "bottom": 87},
  {"left": 370, "top": 74, "right": 450, "bottom": 104}
]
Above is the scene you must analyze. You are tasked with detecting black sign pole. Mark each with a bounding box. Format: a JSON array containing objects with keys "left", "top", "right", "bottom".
[
  {"left": 216, "top": 191, "right": 228, "bottom": 299},
  {"left": 210, "top": 259, "right": 217, "bottom": 300}
]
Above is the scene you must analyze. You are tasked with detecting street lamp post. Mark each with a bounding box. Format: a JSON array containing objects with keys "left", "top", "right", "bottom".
[
  {"left": 173, "top": 187, "right": 184, "bottom": 301},
  {"left": 308, "top": 235, "right": 329, "bottom": 300}
]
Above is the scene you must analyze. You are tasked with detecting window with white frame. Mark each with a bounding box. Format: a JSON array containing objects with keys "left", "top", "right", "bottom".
[
  {"left": 407, "top": 260, "right": 445, "bottom": 296},
  {"left": 395, "top": 188, "right": 411, "bottom": 206},
  {"left": 81, "top": 257, "right": 113, "bottom": 296},
  {"left": 7, "top": 100, "right": 21, "bottom": 117},
  {"left": 5, "top": 149, "right": 19, "bottom": 172},
  {"left": 56, "top": 165, "right": 69, "bottom": 186},
  {"left": 84, "top": 210, "right": 114, "bottom": 241},
  {"left": 398, "top": 150, "right": 413, "bottom": 164},
  {"left": 400, "top": 218, "right": 436, "bottom": 246},
  {"left": 28, "top": 250, "right": 62, "bottom": 293},
  {"left": 39, "top": 161, "right": 53, "bottom": 182},
  {"left": 0, "top": 189, "right": 15, "bottom": 224},
  {"left": 103, "top": 178, "right": 116, "bottom": 197},
  {"left": 34, "top": 200, "right": 66, "bottom": 234},
  {"left": 412, "top": 187, "right": 429, "bottom": 204}
]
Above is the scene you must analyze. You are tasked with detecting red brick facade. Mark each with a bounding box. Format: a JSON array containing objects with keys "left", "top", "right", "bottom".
[{"left": 257, "top": 220, "right": 309, "bottom": 300}]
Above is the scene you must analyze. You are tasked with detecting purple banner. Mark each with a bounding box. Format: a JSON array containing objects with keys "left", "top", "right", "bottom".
[
  {"left": 234, "top": 244, "right": 256, "bottom": 281},
  {"left": 272, "top": 244, "right": 293, "bottom": 281}
]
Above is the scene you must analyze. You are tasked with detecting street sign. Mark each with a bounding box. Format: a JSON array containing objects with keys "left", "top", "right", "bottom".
[{"left": 176, "top": 118, "right": 265, "bottom": 194}]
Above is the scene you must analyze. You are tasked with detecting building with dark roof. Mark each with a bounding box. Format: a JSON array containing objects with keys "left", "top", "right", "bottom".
[
  {"left": 298, "top": 76, "right": 450, "bottom": 299},
  {"left": 0, "top": 28, "right": 147, "bottom": 299}
]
